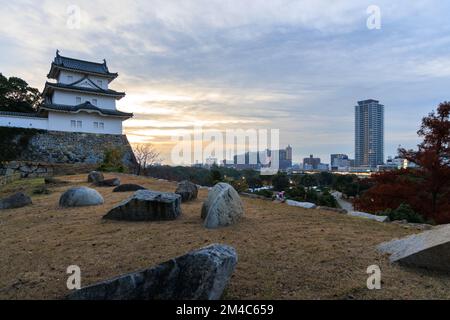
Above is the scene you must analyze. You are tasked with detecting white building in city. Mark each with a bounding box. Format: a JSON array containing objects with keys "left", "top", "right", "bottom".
[{"left": 0, "top": 50, "right": 132, "bottom": 135}]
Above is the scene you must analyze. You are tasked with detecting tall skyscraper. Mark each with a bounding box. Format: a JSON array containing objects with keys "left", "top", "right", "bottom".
[{"left": 355, "top": 99, "right": 384, "bottom": 167}]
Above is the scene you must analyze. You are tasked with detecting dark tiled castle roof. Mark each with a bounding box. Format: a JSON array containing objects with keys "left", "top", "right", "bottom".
[
  {"left": 41, "top": 102, "right": 133, "bottom": 118},
  {"left": 47, "top": 50, "right": 119, "bottom": 79}
]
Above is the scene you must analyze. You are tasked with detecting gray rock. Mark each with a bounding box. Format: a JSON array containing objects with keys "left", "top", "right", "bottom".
[
  {"left": 201, "top": 183, "right": 243, "bottom": 229},
  {"left": 377, "top": 224, "right": 450, "bottom": 272},
  {"left": 66, "top": 244, "right": 237, "bottom": 300},
  {"left": 348, "top": 211, "right": 389, "bottom": 222},
  {"left": 88, "top": 171, "right": 104, "bottom": 183},
  {"left": 96, "top": 178, "right": 120, "bottom": 187},
  {"left": 59, "top": 187, "right": 104, "bottom": 207},
  {"left": 0, "top": 192, "right": 32, "bottom": 210},
  {"left": 286, "top": 200, "right": 317, "bottom": 209},
  {"left": 175, "top": 180, "right": 198, "bottom": 202},
  {"left": 104, "top": 189, "right": 181, "bottom": 221},
  {"left": 113, "top": 184, "right": 146, "bottom": 192}
]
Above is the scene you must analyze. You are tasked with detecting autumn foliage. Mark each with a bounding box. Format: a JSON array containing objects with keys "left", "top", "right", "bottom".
[{"left": 355, "top": 102, "right": 450, "bottom": 224}]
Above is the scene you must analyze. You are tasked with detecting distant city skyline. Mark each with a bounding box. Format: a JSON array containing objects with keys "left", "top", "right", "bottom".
[{"left": 3, "top": 1, "right": 449, "bottom": 164}]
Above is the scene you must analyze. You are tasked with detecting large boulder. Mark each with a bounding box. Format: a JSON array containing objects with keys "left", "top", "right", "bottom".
[
  {"left": 175, "top": 180, "right": 198, "bottom": 202},
  {"left": 377, "top": 224, "right": 450, "bottom": 272},
  {"left": 96, "top": 178, "right": 120, "bottom": 187},
  {"left": 59, "top": 187, "right": 104, "bottom": 207},
  {"left": 88, "top": 171, "right": 104, "bottom": 183},
  {"left": 103, "top": 189, "right": 181, "bottom": 221},
  {"left": 0, "top": 192, "right": 32, "bottom": 210},
  {"left": 66, "top": 244, "right": 237, "bottom": 300},
  {"left": 286, "top": 200, "right": 316, "bottom": 209},
  {"left": 113, "top": 184, "right": 146, "bottom": 193},
  {"left": 201, "top": 183, "right": 243, "bottom": 229}
]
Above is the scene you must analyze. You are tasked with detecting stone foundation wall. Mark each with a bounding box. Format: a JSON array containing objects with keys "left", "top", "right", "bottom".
[
  {"left": 20, "top": 130, "right": 136, "bottom": 166},
  {"left": 0, "top": 130, "right": 136, "bottom": 177}
]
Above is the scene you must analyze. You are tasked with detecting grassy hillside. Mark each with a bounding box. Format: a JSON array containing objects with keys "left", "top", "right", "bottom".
[{"left": 0, "top": 173, "right": 449, "bottom": 299}]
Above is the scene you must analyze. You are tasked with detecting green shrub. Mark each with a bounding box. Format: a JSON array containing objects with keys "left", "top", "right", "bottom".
[
  {"left": 317, "top": 191, "right": 338, "bottom": 208},
  {"left": 385, "top": 203, "right": 425, "bottom": 223},
  {"left": 230, "top": 178, "right": 249, "bottom": 193},
  {"left": 98, "top": 148, "right": 125, "bottom": 173}
]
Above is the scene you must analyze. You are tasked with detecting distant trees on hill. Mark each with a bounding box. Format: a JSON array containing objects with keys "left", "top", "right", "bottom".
[
  {"left": 355, "top": 102, "right": 450, "bottom": 224},
  {"left": 0, "top": 73, "right": 42, "bottom": 113}
]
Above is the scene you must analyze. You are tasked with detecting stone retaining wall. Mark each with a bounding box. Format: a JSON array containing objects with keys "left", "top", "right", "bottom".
[
  {"left": 0, "top": 129, "right": 136, "bottom": 177},
  {"left": 19, "top": 130, "right": 136, "bottom": 166}
]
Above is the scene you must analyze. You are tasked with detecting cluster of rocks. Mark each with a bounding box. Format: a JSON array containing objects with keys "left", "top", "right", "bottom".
[{"left": 2, "top": 171, "right": 241, "bottom": 299}]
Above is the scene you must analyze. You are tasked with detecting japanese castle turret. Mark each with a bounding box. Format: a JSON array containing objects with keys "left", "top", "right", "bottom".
[{"left": 0, "top": 50, "right": 133, "bottom": 134}]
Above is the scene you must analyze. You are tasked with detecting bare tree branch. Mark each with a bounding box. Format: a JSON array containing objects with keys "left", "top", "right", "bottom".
[{"left": 132, "top": 144, "right": 162, "bottom": 175}]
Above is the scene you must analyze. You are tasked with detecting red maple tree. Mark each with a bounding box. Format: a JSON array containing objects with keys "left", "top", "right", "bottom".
[{"left": 355, "top": 102, "right": 450, "bottom": 223}]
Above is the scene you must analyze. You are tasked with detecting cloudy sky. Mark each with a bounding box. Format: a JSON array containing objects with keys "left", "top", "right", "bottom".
[{"left": 1, "top": 0, "right": 450, "bottom": 164}]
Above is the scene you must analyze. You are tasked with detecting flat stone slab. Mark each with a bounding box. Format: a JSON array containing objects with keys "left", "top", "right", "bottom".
[
  {"left": 59, "top": 187, "right": 104, "bottom": 207},
  {"left": 104, "top": 189, "right": 181, "bottom": 221},
  {"left": 96, "top": 178, "right": 120, "bottom": 187},
  {"left": 66, "top": 244, "right": 237, "bottom": 300},
  {"left": 0, "top": 192, "right": 32, "bottom": 210},
  {"left": 286, "top": 200, "right": 317, "bottom": 209},
  {"left": 113, "top": 184, "right": 146, "bottom": 192},
  {"left": 377, "top": 224, "right": 450, "bottom": 272},
  {"left": 201, "top": 183, "right": 243, "bottom": 229},
  {"left": 348, "top": 211, "right": 389, "bottom": 222}
]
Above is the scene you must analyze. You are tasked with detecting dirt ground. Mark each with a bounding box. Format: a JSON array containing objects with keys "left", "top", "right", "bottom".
[{"left": 0, "top": 173, "right": 449, "bottom": 300}]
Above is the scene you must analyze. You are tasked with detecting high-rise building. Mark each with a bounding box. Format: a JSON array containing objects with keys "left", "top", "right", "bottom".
[
  {"left": 355, "top": 99, "right": 384, "bottom": 167},
  {"left": 286, "top": 145, "right": 292, "bottom": 161},
  {"left": 330, "top": 154, "right": 352, "bottom": 170},
  {"left": 303, "top": 154, "right": 321, "bottom": 170}
]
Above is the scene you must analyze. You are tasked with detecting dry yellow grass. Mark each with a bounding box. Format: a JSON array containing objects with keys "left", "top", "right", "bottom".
[{"left": 0, "top": 173, "right": 449, "bottom": 300}]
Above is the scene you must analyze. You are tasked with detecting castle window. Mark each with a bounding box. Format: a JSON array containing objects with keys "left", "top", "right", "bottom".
[
  {"left": 76, "top": 97, "right": 81, "bottom": 104},
  {"left": 94, "top": 122, "right": 98, "bottom": 128},
  {"left": 99, "top": 122, "right": 104, "bottom": 130},
  {"left": 71, "top": 120, "right": 76, "bottom": 128},
  {"left": 76, "top": 121, "right": 82, "bottom": 128}
]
